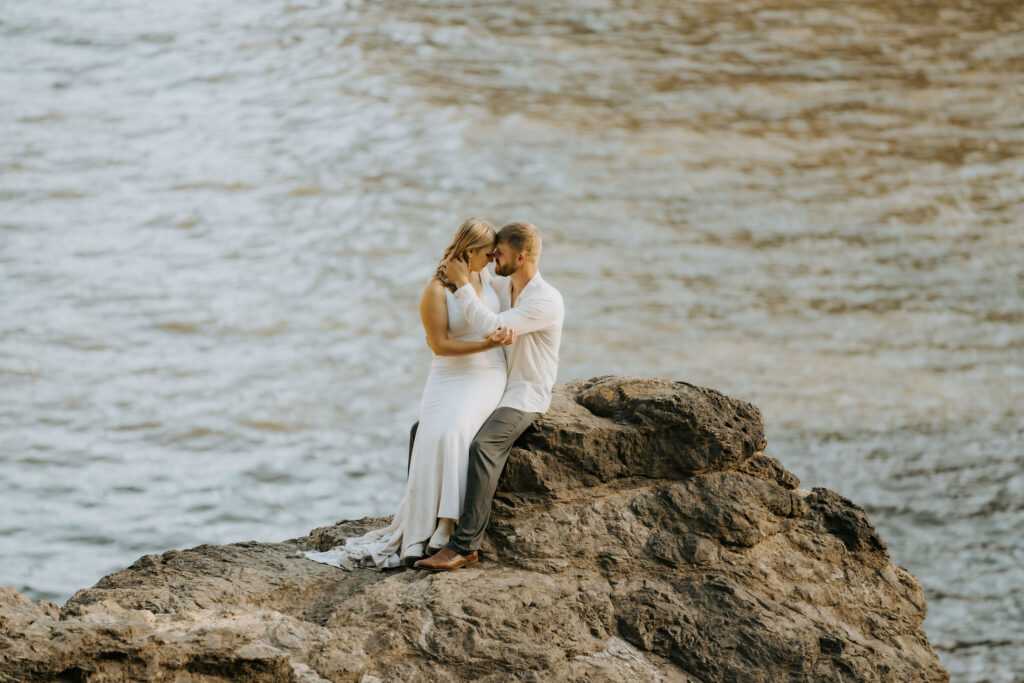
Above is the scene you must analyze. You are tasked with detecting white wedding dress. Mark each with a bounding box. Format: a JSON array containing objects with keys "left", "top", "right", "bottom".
[{"left": 304, "top": 275, "right": 506, "bottom": 569}]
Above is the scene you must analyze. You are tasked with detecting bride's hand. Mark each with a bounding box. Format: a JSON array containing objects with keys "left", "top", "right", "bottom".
[{"left": 486, "top": 327, "right": 517, "bottom": 348}]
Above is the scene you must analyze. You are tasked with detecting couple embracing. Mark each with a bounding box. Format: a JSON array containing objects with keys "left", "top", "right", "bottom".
[{"left": 305, "top": 219, "right": 564, "bottom": 572}]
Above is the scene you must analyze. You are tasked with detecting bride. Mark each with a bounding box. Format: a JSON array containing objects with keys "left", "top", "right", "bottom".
[{"left": 304, "top": 218, "right": 514, "bottom": 569}]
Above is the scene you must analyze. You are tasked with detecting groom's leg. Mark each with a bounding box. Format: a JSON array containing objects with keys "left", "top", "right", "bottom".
[{"left": 446, "top": 407, "right": 539, "bottom": 556}]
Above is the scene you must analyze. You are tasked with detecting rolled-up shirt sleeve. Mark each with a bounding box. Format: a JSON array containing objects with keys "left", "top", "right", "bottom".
[{"left": 453, "top": 283, "right": 562, "bottom": 336}]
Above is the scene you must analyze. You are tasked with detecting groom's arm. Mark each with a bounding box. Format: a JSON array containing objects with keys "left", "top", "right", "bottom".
[{"left": 453, "top": 284, "right": 562, "bottom": 337}]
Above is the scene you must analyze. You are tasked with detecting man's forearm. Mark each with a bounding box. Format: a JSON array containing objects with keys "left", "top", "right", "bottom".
[
  {"left": 453, "top": 284, "right": 558, "bottom": 337},
  {"left": 453, "top": 286, "right": 502, "bottom": 336}
]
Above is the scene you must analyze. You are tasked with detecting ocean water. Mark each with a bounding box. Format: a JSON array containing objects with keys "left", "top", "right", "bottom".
[{"left": 1, "top": 1, "right": 1021, "bottom": 679}]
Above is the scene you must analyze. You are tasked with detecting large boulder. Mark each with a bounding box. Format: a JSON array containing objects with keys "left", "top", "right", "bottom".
[{"left": 0, "top": 377, "right": 948, "bottom": 681}]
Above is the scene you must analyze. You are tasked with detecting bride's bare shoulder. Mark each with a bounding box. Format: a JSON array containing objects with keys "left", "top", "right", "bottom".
[{"left": 422, "top": 277, "right": 448, "bottom": 299}]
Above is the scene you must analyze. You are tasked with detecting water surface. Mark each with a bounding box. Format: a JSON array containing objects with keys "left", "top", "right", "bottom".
[{"left": 1, "top": 1, "right": 1021, "bottom": 680}]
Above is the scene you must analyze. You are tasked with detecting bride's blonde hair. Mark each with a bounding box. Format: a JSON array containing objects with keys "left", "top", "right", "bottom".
[{"left": 434, "top": 217, "right": 496, "bottom": 292}]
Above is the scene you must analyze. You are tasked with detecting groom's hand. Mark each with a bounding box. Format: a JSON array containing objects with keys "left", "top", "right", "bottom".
[{"left": 442, "top": 257, "right": 471, "bottom": 287}]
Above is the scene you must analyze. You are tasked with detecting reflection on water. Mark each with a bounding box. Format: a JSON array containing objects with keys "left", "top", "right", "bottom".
[{"left": 1, "top": 1, "right": 1021, "bottom": 680}]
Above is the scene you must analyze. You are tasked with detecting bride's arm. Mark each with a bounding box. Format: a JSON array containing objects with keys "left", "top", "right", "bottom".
[{"left": 420, "top": 280, "right": 514, "bottom": 356}]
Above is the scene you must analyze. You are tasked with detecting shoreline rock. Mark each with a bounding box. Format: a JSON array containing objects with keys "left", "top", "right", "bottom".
[{"left": 0, "top": 376, "right": 948, "bottom": 681}]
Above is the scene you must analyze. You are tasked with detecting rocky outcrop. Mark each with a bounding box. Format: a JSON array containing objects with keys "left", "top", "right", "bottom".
[{"left": 0, "top": 376, "right": 948, "bottom": 682}]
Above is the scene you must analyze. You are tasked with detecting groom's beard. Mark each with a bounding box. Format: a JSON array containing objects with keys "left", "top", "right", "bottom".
[{"left": 494, "top": 261, "right": 515, "bottom": 276}]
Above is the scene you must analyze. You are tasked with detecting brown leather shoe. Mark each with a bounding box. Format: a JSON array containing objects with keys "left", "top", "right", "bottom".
[{"left": 413, "top": 547, "right": 478, "bottom": 571}]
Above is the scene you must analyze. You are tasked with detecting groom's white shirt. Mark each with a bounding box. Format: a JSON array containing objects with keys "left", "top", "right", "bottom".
[{"left": 453, "top": 271, "right": 564, "bottom": 413}]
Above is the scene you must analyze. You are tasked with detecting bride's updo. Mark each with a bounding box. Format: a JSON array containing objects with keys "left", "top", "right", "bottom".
[{"left": 434, "top": 217, "right": 496, "bottom": 292}]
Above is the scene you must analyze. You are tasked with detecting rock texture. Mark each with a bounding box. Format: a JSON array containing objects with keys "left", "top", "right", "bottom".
[{"left": 0, "top": 376, "right": 948, "bottom": 682}]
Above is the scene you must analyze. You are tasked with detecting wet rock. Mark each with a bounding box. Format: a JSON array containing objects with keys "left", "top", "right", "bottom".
[{"left": 0, "top": 376, "right": 947, "bottom": 681}]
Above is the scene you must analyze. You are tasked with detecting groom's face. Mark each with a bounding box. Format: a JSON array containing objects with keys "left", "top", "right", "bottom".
[{"left": 490, "top": 241, "right": 520, "bottom": 277}]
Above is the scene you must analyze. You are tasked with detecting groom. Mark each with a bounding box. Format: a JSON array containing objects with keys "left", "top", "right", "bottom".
[{"left": 415, "top": 222, "right": 565, "bottom": 571}]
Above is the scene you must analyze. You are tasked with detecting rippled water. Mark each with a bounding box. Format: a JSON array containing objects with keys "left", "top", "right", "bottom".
[{"left": 2, "top": 1, "right": 1022, "bottom": 679}]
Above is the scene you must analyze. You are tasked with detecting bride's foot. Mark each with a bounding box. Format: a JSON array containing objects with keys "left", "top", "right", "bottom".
[
  {"left": 400, "top": 542, "right": 426, "bottom": 568},
  {"left": 428, "top": 518, "right": 456, "bottom": 551}
]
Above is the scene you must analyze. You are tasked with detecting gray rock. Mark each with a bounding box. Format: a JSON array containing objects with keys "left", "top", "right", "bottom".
[{"left": 0, "top": 376, "right": 948, "bottom": 681}]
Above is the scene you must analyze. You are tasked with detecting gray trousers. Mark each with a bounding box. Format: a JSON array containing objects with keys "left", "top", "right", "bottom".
[{"left": 408, "top": 407, "right": 539, "bottom": 555}]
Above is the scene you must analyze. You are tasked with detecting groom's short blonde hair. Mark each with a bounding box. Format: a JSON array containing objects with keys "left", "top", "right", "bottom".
[{"left": 497, "top": 222, "right": 542, "bottom": 262}]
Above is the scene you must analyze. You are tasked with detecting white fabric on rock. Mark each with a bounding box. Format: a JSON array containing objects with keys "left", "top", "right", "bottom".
[{"left": 304, "top": 275, "right": 506, "bottom": 570}]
